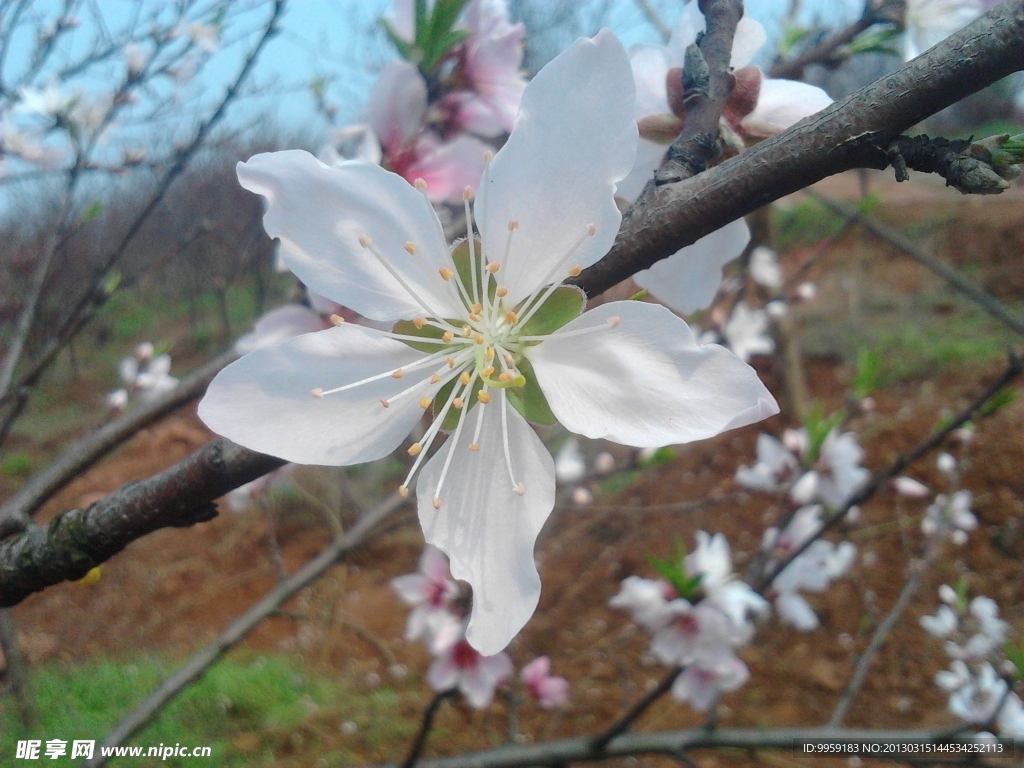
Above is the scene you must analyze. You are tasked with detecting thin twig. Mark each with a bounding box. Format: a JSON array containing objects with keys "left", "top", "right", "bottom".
[
  {"left": 0, "top": 348, "right": 237, "bottom": 537},
  {"left": 401, "top": 690, "right": 457, "bottom": 768},
  {"left": 590, "top": 667, "right": 683, "bottom": 751},
  {"left": 633, "top": 0, "right": 671, "bottom": 42},
  {"left": 807, "top": 191, "right": 1024, "bottom": 337},
  {"left": 83, "top": 491, "right": 403, "bottom": 768},
  {"left": 828, "top": 542, "right": 942, "bottom": 726}
]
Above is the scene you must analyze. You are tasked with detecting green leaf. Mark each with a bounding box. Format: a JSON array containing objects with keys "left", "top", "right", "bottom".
[
  {"left": 434, "top": 375, "right": 485, "bottom": 430},
  {"left": 517, "top": 286, "right": 586, "bottom": 339},
  {"left": 802, "top": 404, "right": 843, "bottom": 465},
  {"left": 648, "top": 540, "right": 702, "bottom": 599},
  {"left": 506, "top": 356, "right": 556, "bottom": 426},
  {"left": 392, "top": 319, "right": 448, "bottom": 354},
  {"left": 855, "top": 192, "right": 882, "bottom": 216},
  {"left": 852, "top": 348, "right": 881, "bottom": 399},
  {"left": 80, "top": 199, "right": 103, "bottom": 224},
  {"left": 979, "top": 387, "right": 1016, "bottom": 418},
  {"left": 450, "top": 238, "right": 491, "bottom": 307},
  {"left": 637, "top": 446, "right": 677, "bottom": 468},
  {"left": 381, "top": 19, "right": 417, "bottom": 61}
]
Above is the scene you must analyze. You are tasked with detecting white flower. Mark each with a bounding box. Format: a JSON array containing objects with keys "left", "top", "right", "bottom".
[
  {"left": 922, "top": 490, "right": 976, "bottom": 540},
  {"left": 554, "top": 436, "right": 586, "bottom": 484},
  {"left": 650, "top": 599, "right": 746, "bottom": 666},
  {"left": 685, "top": 531, "right": 768, "bottom": 630},
  {"left": 427, "top": 634, "right": 514, "bottom": 709},
  {"left": 15, "top": 83, "right": 72, "bottom": 117},
  {"left": 948, "top": 663, "right": 1007, "bottom": 724},
  {"left": 892, "top": 476, "right": 930, "bottom": 498},
  {"left": 199, "top": 31, "right": 777, "bottom": 654},
  {"left": 671, "top": 656, "right": 749, "bottom": 711},
  {"left": 609, "top": 575, "right": 673, "bottom": 631},
  {"left": 236, "top": 305, "right": 330, "bottom": 354},
  {"left": 735, "top": 433, "right": 799, "bottom": 492},
  {"left": 722, "top": 303, "right": 774, "bottom": 361},
  {"left": 935, "top": 659, "right": 971, "bottom": 691},
  {"left": 921, "top": 605, "right": 959, "bottom": 637},
  {"left": 749, "top": 246, "right": 783, "bottom": 289},
  {"left": 392, "top": 545, "right": 462, "bottom": 648},
  {"left": 903, "top": 0, "right": 983, "bottom": 61}
]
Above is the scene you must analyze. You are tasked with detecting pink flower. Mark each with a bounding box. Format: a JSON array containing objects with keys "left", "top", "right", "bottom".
[
  {"left": 427, "top": 636, "right": 513, "bottom": 709},
  {"left": 520, "top": 656, "right": 569, "bottom": 708},
  {"left": 671, "top": 656, "right": 749, "bottom": 711},
  {"left": 440, "top": 0, "right": 526, "bottom": 137},
  {"left": 392, "top": 546, "right": 462, "bottom": 646}
]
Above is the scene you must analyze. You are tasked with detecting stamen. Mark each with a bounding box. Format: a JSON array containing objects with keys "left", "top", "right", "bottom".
[
  {"left": 413, "top": 317, "right": 427, "bottom": 329},
  {"left": 330, "top": 314, "right": 344, "bottom": 326},
  {"left": 478, "top": 390, "right": 491, "bottom": 404},
  {"left": 432, "top": 369, "right": 478, "bottom": 505},
  {"left": 567, "top": 265, "right": 581, "bottom": 277},
  {"left": 408, "top": 443, "right": 422, "bottom": 456},
  {"left": 439, "top": 267, "right": 453, "bottom": 280},
  {"left": 432, "top": 497, "right": 441, "bottom": 509},
  {"left": 464, "top": 193, "right": 481, "bottom": 307},
  {"left": 311, "top": 388, "right": 324, "bottom": 398},
  {"left": 471, "top": 303, "right": 483, "bottom": 313},
  {"left": 414, "top": 178, "right": 427, "bottom": 192},
  {"left": 485, "top": 347, "right": 495, "bottom": 362},
  {"left": 447, "top": 357, "right": 456, "bottom": 368},
  {"left": 472, "top": 332, "right": 484, "bottom": 345},
  {"left": 468, "top": 312, "right": 481, "bottom": 323},
  {"left": 442, "top": 331, "right": 454, "bottom": 343},
  {"left": 404, "top": 241, "right": 417, "bottom": 255},
  {"left": 514, "top": 483, "right": 526, "bottom": 496},
  {"left": 481, "top": 366, "right": 495, "bottom": 377},
  {"left": 398, "top": 485, "right": 409, "bottom": 498},
  {"left": 380, "top": 399, "right": 390, "bottom": 408},
  {"left": 314, "top": 349, "right": 451, "bottom": 397},
  {"left": 500, "top": 391, "right": 520, "bottom": 491},
  {"left": 419, "top": 396, "right": 431, "bottom": 409},
  {"left": 505, "top": 310, "right": 518, "bottom": 324},
  {"left": 459, "top": 372, "right": 471, "bottom": 385},
  {"left": 461, "top": 326, "right": 472, "bottom": 338},
  {"left": 513, "top": 224, "right": 597, "bottom": 329},
  {"left": 359, "top": 235, "right": 445, "bottom": 319},
  {"left": 495, "top": 286, "right": 508, "bottom": 298},
  {"left": 485, "top": 262, "right": 500, "bottom": 273},
  {"left": 398, "top": 369, "right": 470, "bottom": 496},
  {"left": 392, "top": 369, "right": 404, "bottom": 379},
  {"left": 431, "top": 373, "right": 441, "bottom": 384}
]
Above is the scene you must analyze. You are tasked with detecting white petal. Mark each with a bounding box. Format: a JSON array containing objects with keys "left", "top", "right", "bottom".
[
  {"left": 235, "top": 304, "right": 329, "bottom": 354},
  {"left": 775, "top": 591, "right": 819, "bottom": 631},
  {"left": 666, "top": 1, "right": 705, "bottom": 61},
  {"left": 237, "top": 150, "right": 460, "bottom": 322},
  {"left": 417, "top": 399, "right": 556, "bottom": 654},
  {"left": 475, "top": 30, "right": 637, "bottom": 304},
  {"left": 367, "top": 61, "right": 427, "bottom": 154},
  {"left": 730, "top": 17, "right": 767, "bottom": 68},
  {"left": 741, "top": 78, "right": 832, "bottom": 138},
  {"left": 529, "top": 302, "right": 778, "bottom": 447},
  {"left": 199, "top": 325, "right": 433, "bottom": 465},
  {"left": 633, "top": 219, "right": 750, "bottom": 314},
  {"left": 617, "top": 138, "right": 666, "bottom": 202}
]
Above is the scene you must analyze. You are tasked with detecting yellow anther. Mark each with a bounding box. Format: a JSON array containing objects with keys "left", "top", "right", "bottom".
[
  {"left": 481, "top": 366, "right": 495, "bottom": 377},
  {"left": 311, "top": 388, "right": 324, "bottom": 398},
  {"left": 568, "top": 265, "right": 581, "bottom": 277},
  {"left": 459, "top": 372, "right": 471, "bottom": 385},
  {"left": 392, "top": 369, "right": 404, "bottom": 379},
  {"left": 470, "top": 303, "right": 482, "bottom": 313},
  {"left": 495, "top": 286, "right": 508, "bottom": 298},
  {"left": 469, "top": 443, "right": 480, "bottom": 451},
  {"left": 607, "top": 316, "right": 621, "bottom": 328},
  {"left": 398, "top": 485, "right": 410, "bottom": 498},
  {"left": 508, "top": 219, "right": 519, "bottom": 231},
  {"left": 504, "top": 353, "right": 515, "bottom": 366},
  {"left": 358, "top": 234, "right": 372, "bottom": 247},
  {"left": 485, "top": 347, "right": 495, "bottom": 361},
  {"left": 432, "top": 496, "right": 441, "bottom": 509},
  {"left": 587, "top": 223, "right": 596, "bottom": 236},
  {"left": 469, "top": 313, "right": 481, "bottom": 323},
  {"left": 419, "top": 396, "right": 431, "bottom": 409},
  {"left": 485, "top": 262, "right": 500, "bottom": 273},
  {"left": 408, "top": 443, "right": 422, "bottom": 456},
  {"left": 430, "top": 373, "right": 441, "bottom": 384},
  {"left": 472, "top": 332, "right": 484, "bottom": 344},
  {"left": 414, "top": 178, "right": 427, "bottom": 192},
  {"left": 514, "top": 482, "right": 526, "bottom": 496},
  {"left": 380, "top": 399, "right": 390, "bottom": 408},
  {"left": 505, "top": 310, "right": 518, "bottom": 324},
  {"left": 453, "top": 397, "right": 464, "bottom": 409},
  {"left": 462, "top": 186, "right": 473, "bottom": 201},
  {"left": 439, "top": 267, "right": 454, "bottom": 281},
  {"left": 404, "top": 241, "right": 417, "bottom": 255},
  {"left": 478, "top": 391, "right": 491, "bottom": 404},
  {"left": 461, "top": 326, "right": 472, "bottom": 337},
  {"left": 498, "top": 371, "right": 511, "bottom": 382},
  {"left": 447, "top": 357, "right": 456, "bottom": 368},
  {"left": 413, "top": 317, "right": 427, "bottom": 329},
  {"left": 483, "top": 150, "right": 494, "bottom": 162},
  {"left": 442, "top": 331, "right": 454, "bottom": 343},
  {"left": 329, "top": 314, "right": 345, "bottom": 326}
]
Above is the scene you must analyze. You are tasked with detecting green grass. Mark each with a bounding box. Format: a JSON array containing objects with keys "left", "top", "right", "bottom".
[
  {"left": 772, "top": 197, "right": 847, "bottom": 251},
  {"left": 0, "top": 451, "right": 34, "bottom": 478},
  {"left": 0, "top": 654, "right": 411, "bottom": 767}
]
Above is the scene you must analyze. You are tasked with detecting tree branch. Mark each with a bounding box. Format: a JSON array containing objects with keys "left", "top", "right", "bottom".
[
  {"left": 0, "top": 438, "right": 283, "bottom": 607},
  {"left": 573, "top": 0, "right": 1024, "bottom": 298},
  {"left": 0, "top": 349, "right": 237, "bottom": 537}
]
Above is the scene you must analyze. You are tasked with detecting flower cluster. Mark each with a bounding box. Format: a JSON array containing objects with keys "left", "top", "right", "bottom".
[
  {"left": 105, "top": 342, "right": 178, "bottom": 413},
  {"left": 392, "top": 546, "right": 567, "bottom": 709},
  {"left": 760, "top": 506, "right": 856, "bottom": 630},
  {"left": 610, "top": 532, "right": 768, "bottom": 710},
  {"left": 923, "top": 586, "right": 1024, "bottom": 737},
  {"left": 735, "top": 425, "right": 869, "bottom": 510}
]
